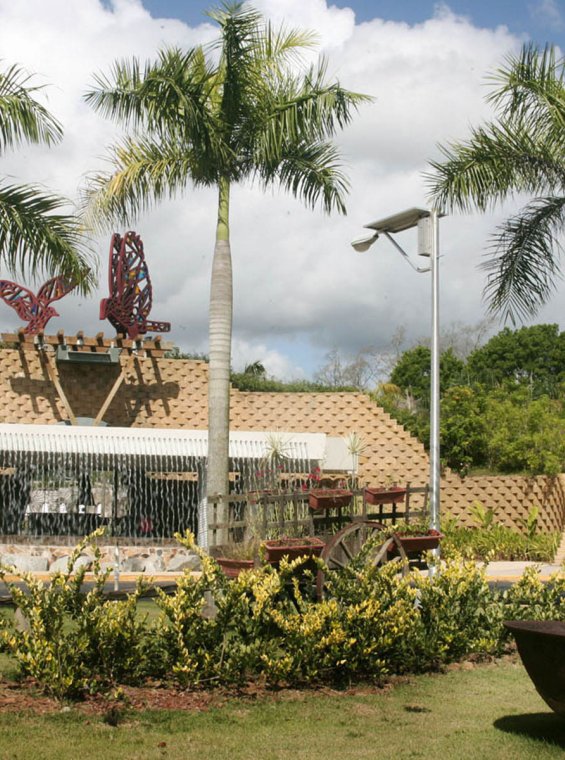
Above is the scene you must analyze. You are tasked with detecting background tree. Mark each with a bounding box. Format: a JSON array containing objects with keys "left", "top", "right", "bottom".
[
  {"left": 381, "top": 323, "right": 565, "bottom": 476},
  {"left": 467, "top": 323, "right": 565, "bottom": 396},
  {"left": 428, "top": 44, "right": 565, "bottom": 322},
  {"left": 84, "top": 3, "right": 367, "bottom": 512},
  {"left": 440, "top": 386, "right": 487, "bottom": 476},
  {"left": 0, "top": 62, "right": 92, "bottom": 287},
  {"left": 389, "top": 346, "right": 465, "bottom": 404}
]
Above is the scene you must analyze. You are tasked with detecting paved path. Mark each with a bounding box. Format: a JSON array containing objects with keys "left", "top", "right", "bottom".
[
  {"left": 483, "top": 560, "right": 562, "bottom": 583},
  {"left": 1, "top": 561, "right": 563, "bottom": 591}
]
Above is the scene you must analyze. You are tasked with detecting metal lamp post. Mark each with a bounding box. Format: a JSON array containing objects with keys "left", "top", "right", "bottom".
[{"left": 351, "top": 207, "right": 443, "bottom": 550}]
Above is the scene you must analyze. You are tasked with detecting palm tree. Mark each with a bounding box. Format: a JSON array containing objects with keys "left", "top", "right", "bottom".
[
  {"left": 0, "top": 62, "right": 92, "bottom": 287},
  {"left": 83, "top": 2, "right": 368, "bottom": 531},
  {"left": 428, "top": 44, "right": 564, "bottom": 323}
]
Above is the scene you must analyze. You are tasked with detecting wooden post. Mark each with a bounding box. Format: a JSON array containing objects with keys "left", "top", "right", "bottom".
[
  {"left": 41, "top": 352, "right": 76, "bottom": 425},
  {"left": 93, "top": 366, "right": 126, "bottom": 426}
]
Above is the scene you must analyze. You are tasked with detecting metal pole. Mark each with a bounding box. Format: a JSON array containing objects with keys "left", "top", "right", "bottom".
[{"left": 429, "top": 209, "right": 441, "bottom": 549}]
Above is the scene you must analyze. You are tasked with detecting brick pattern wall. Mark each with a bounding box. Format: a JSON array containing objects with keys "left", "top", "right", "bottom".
[
  {"left": 0, "top": 349, "right": 564, "bottom": 534},
  {"left": 441, "top": 473, "right": 565, "bottom": 534},
  {"left": 0, "top": 349, "right": 430, "bottom": 485},
  {"left": 229, "top": 391, "right": 430, "bottom": 485}
]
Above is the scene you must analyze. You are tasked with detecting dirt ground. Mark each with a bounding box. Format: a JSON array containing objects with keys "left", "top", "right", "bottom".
[
  {"left": 0, "top": 656, "right": 494, "bottom": 716},
  {"left": 0, "top": 675, "right": 403, "bottom": 716}
]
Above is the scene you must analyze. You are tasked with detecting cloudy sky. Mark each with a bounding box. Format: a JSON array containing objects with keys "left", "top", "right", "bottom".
[{"left": 0, "top": 0, "right": 563, "bottom": 380}]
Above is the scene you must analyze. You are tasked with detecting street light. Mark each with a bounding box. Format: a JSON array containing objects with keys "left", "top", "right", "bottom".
[{"left": 351, "top": 207, "right": 443, "bottom": 555}]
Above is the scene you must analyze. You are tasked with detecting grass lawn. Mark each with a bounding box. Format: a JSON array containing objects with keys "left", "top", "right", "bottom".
[{"left": 0, "top": 658, "right": 564, "bottom": 759}]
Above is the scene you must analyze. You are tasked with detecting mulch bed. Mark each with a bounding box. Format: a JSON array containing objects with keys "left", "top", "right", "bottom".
[
  {"left": 0, "top": 677, "right": 395, "bottom": 716},
  {"left": 0, "top": 654, "right": 509, "bottom": 716}
]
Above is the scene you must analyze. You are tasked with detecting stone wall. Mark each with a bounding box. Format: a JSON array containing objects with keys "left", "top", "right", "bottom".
[{"left": 0, "top": 541, "right": 201, "bottom": 574}]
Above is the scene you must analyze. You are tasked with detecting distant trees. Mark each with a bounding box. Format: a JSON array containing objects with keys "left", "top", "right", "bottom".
[
  {"left": 466, "top": 324, "right": 565, "bottom": 397},
  {"left": 389, "top": 346, "right": 466, "bottom": 403},
  {"left": 383, "top": 323, "right": 565, "bottom": 476}
]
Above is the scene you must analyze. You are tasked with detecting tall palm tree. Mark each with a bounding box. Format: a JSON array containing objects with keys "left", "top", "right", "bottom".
[
  {"left": 428, "top": 44, "right": 565, "bottom": 323},
  {"left": 83, "top": 2, "right": 368, "bottom": 531},
  {"left": 0, "top": 62, "right": 92, "bottom": 287}
]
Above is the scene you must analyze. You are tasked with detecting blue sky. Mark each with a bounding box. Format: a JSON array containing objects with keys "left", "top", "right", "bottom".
[
  {"left": 1, "top": 0, "right": 564, "bottom": 380},
  {"left": 143, "top": 0, "right": 565, "bottom": 48}
]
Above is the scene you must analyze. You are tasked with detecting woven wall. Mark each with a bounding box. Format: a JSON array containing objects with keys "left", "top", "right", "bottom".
[
  {"left": 440, "top": 473, "right": 565, "bottom": 534},
  {"left": 0, "top": 348, "right": 564, "bottom": 534},
  {"left": 0, "top": 349, "right": 430, "bottom": 485}
]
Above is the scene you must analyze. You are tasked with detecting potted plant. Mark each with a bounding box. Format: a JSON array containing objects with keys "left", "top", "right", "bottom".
[
  {"left": 309, "top": 488, "right": 353, "bottom": 510},
  {"left": 384, "top": 520, "right": 443, "bottom": 556},
  {"left": 212, "top": 538, "right": 261, "bottom": 579},
  {"left": 262, "top": 535, "right": 325, "bottom": 566},
  {"left": 364, "top": 485, "right": 407, "bottom": 505}
]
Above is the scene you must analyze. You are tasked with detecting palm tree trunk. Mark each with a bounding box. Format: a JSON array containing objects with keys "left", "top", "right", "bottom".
[{"left": 206, "top": 176, "right": 232, "bottom": 546}]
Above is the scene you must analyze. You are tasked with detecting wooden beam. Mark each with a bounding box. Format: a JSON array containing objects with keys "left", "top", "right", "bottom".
[
  {"left": 41, "top": 353, "right": 77, "bottom": 425},
  {"left": 93, "top": 365, "right": 126, "bottom": 426}
]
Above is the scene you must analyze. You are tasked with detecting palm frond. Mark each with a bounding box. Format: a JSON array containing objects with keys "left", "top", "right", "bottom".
[
  {"left": 259, "top": 21, "right": 318, "bottom": 69},
  {"left": 258, "top": 140, "right": 349, "bottom": 214},
  {"left": 487, "top": 44, "right": 565, "bottom": 131},
  {"left": 83, "top": 135, "right": 214, "bottom": 231},
  {"left": 0, "top": 182, "right": 94, "bottom": 292},
  {"left": 482, "top": 195, "right": 565, "bottom": 322},
  {"left": 85, "top": 48, "right": 219, "bottom": 139},
  {"left": 267, "top": 61, "right": 371, "bottom": 145},
  {"left": 0, "top": 62, "right": 62, "bottom": 153},
  {"left": 427, "top": 120, "right": 564, "bottom": 212},
  {"left": 212, "top": 4, "right": 264, "bottom": 134}
]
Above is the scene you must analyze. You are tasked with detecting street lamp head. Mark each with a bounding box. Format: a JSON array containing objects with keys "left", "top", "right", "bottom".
[
  {"left": 364, "top": 207, "right": 430, "bottom": 234},
  {"left": 351, "top": 232, "right": 379, "bottom": 252}
]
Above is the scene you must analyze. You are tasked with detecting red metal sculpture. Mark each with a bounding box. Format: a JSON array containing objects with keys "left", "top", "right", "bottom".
[
  {"left": 100, "top": 231, "right": 171, "bottom": 340},
  {"left": 0, "top": 275, "right": 77, "bottom": 334}
]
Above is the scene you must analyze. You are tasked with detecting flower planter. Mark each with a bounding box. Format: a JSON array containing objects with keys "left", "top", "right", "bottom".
[
  {"left": 364, "top": 487, "right": 407, "bottom": 506},
  {"left": 216, "top": 557, "right": 255, "bottom": 579},
  {"left": 309, "top": 489, "right": 353, "bottom": 510},
  {"left": 504, "top": 620, "right": 565, "bottom": 716},
  {"left": 387, "top": 530, "right": 443, "bottom": 556},
  {"left": 262, "top": 536, "right": 325, "bottom": 566}
]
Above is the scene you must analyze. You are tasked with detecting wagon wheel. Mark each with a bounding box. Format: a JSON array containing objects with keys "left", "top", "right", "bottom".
[{"left": 316, "top": 520, "right": 409, "bottom": 599}]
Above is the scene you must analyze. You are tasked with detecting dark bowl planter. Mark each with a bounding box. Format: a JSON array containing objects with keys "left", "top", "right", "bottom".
[
  {"left": 263, "top": 536, "right": 325, "bottom": 566},
  {"left": 309, "top": 489, "right": 353, "bottom": 510},
  {"left": 387, "top": 530, "right": 443, "bottom": 556},
  {"left": 504, "top": 620, "right": 565, "bottom": 716},
  {"left": 364, "top": 487, "right": 407, "bottom": 506},
  {"left": 216, "top": 557, "right": 255, "bottom": 579}
]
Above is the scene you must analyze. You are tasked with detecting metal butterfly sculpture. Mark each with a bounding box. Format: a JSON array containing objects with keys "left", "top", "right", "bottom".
[
  {"left": 100, "top": 231, "right": 171, "bottom": 340},
  {"left": 0, "top": 275, "right": 77, "bottom": 334}
]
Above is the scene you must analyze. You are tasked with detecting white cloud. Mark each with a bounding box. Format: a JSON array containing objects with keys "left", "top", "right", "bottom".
[
  {"left": 231, "top": 338, "right": 306, "bottom": 380},
  {"left": 529, "top": 0, "right": 565, "bottom": 31},
  {"left": 0, "top": 0, "right": 560, "bottom": 379}
]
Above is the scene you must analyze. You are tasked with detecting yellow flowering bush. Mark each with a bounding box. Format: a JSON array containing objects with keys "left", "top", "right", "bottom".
[
  {"left": 0, "top": 531, "right": 156, "bottom": 699},
  {"left": 412, "top": 557, "right": 505, "bottom": 664},
  {"left": 2, "top": 530, "right": 565, "bottom": 698}
]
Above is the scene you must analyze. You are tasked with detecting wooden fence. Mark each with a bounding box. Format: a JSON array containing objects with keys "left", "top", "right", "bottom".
[{"left": 207, "top": 484, "right": 429, "bottom": 548}]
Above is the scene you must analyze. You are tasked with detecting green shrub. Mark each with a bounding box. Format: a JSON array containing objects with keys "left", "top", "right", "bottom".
[
  {"left": 2, "top": 531, "right": 565, "bottom": 699},
  {"left": 441, "top": 508, "right": 559, "bottom": 562},
  {"left": 503, "top": 566, "right": 565, "bottom": 624},
  {"left": 0, "top": 531, "right": 155, "bottom": 699},
  {"left": 412, "top": 558, "right": 505, "bottom": 663}
]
